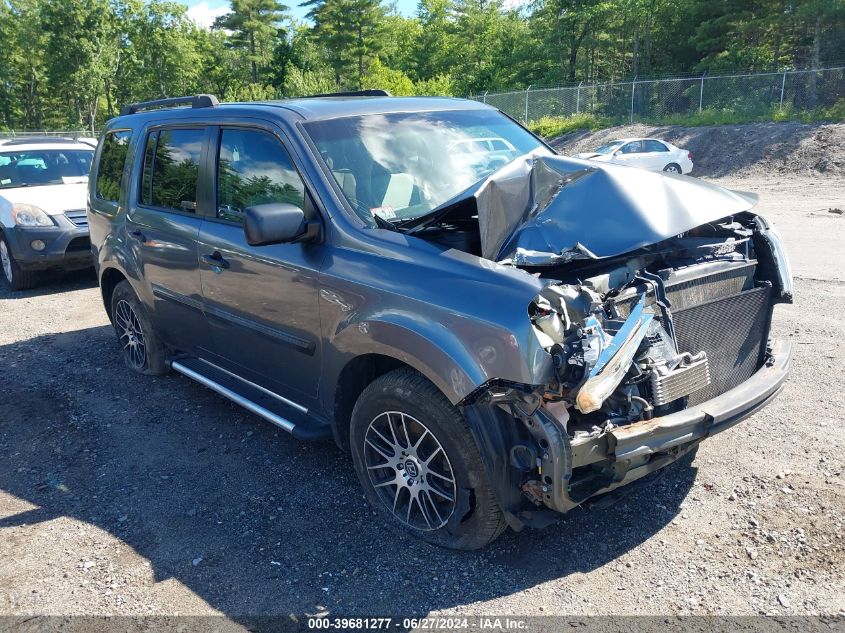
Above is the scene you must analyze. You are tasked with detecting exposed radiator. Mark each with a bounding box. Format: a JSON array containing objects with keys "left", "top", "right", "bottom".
[
  {"left": 613, "top": 260, "right": 772, "bottom": 406},
  {"left": 614, "top": 261, "right": 757, "bottom": 318},
  {"left": 673, "top": 285, "right": 771, "bottom": 405},
  {"left": 664, "top": 262, "right": 756, "bottom": 311}
]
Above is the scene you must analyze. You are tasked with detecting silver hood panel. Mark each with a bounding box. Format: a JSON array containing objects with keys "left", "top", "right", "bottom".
[{"left": 471, "top": 155, "right": 757, "bottom": 265}]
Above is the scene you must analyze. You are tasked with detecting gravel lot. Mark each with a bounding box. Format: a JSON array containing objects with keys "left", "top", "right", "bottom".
[{"left": 0, "top": 174, "right": 843, "bottom": 620}]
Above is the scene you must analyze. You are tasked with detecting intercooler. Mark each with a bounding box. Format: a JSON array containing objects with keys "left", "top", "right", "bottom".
[{"left": 614, "top": 260, "right": 773, "bottom": 406}]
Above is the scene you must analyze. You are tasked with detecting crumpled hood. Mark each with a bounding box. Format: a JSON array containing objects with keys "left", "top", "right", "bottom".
[
  {"left": 0, "top": 182, "right": 88, "bottom": 215},
  {"left": 470, "top": 155, "right": 756, "bottom": 265}
]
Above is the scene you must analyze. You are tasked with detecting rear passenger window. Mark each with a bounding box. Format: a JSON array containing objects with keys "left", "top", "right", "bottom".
[
  {"left": 644, "top": 140, "right": 669, "bottom": 152},
  {"left": 216, "top": 128, "right": 306, "bottom": 223},
  {"left": 96, "top": 130, "right": 131, "bottom": 202},
  {"left": 140, "top": 128, "right": 203, "bottom": 212}
]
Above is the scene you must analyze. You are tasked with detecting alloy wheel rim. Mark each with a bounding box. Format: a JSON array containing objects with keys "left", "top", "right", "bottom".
[
  {"left": 667, "top": 165, "right": 680, "bottom": 173},
  {"left": 0, "top": 240, "right": 12, "bottom": 283},
  {"left": 114, "top": 299, "right": 147, "bottom": 369},
  {"left": 363, "top": 411, "right": 456, "bottom": 531}
]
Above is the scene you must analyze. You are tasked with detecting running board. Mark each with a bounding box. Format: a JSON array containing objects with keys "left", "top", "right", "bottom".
[{"left": 170, "top": 358, "right": 331, "bottom": 441}]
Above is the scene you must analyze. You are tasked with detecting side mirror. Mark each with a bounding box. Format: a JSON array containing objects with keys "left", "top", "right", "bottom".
[{"left": 243, "top": 203, "right": 318, "bottom": 246}]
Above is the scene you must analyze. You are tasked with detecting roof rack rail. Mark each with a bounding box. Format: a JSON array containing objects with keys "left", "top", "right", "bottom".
[
  {"left": 302, "top": 89, "right": 392, "bottom": 98},
  {"left": 121, "top": 94, "right": 219, "bottom": 116}
]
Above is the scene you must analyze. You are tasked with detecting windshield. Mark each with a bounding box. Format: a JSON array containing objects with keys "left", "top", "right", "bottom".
[
  {"left": 593, "top": 141, "right": 624, "bottom": 155},
  {"left": 0, "top": 149, "right": 93, "bottom": 189},
  {"left": 304, "top": 109, "right": 549, "bottom": 224}
]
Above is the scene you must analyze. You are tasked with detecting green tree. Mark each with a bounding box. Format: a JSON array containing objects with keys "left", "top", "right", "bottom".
[
  {"left": 412, "top": 0, "right": 456, "bottom": 81},
  {"left": 41, "top": 0, "right": 118, "bottom": 134},
  {"left": 304, "top": 0, "right": 386, "bottom": 88},
  {"left": 214, "top": 0, "right": 289, "bottom": 84},
  {"left": 0, "top": 0, "right": 53, "bottom": 129},
  {"left": 109, "top": 0, "right": 204, "bottom": 114},
  {"left": 449, "top": 0, "right": 531, "bottom": 93}
]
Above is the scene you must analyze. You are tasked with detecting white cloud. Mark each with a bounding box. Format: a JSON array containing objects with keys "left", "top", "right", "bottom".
[{"left": 185, "top": 1, "right": 229, "bottom": 29}]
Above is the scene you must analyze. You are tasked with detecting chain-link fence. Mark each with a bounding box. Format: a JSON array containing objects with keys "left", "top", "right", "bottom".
[
  {"left": 0, "top": 129, "right": 97, "bottom": 140},
  {"left": 472, "top": 67, "right": 845, "bottom": 124}
]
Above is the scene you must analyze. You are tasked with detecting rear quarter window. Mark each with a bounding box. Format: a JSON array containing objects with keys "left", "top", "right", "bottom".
[
  {"left": 644, "top": 140, "right": 669, "bottom": 152},
  {"left": 96, "top": 131, "right": 131, "bottom": 202}
]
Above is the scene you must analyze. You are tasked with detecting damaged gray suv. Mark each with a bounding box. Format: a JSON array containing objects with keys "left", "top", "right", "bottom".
[{"left": 88, "top": 93, "right": 793, "bottom": 549}]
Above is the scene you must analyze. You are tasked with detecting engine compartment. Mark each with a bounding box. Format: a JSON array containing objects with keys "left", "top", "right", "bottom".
[{"left": 526, "top": 213, "right": 777, "bottom": 441}]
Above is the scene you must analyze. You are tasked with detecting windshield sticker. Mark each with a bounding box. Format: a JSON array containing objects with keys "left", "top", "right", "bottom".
[{"left": 371, "top": 205, "right": 396, "bottom": 220}]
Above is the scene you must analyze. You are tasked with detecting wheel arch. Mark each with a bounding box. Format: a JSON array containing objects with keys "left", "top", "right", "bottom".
[
  {"left": 99, "top": 266, "right": 128, "bottom": 322},
  {"left": 331, "top": 353, "right": 413, "bottom": 451}
]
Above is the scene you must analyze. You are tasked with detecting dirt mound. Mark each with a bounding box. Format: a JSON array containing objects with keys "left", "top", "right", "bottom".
[{"left": 548, "top": 121, "right": 845, "bottom": 178}]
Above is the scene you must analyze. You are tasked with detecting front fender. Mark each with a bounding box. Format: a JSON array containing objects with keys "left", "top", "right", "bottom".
[
  {"left": 327, "top": 310, "right": 489, "bottom": 405},
  {"left": 325, "top": 301, "right": 553, "bottom": 406}
]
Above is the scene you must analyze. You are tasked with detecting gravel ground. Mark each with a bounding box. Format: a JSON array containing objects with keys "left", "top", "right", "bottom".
[{"left": 0, "top": 174, "right": 843, "bottom": 621}]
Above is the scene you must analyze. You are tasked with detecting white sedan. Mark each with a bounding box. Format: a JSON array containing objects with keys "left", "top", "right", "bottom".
[{"left": 576, "top": 138, "right": 694, "bottom": 174}]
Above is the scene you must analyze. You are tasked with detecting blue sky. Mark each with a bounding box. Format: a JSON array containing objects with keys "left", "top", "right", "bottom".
[{"left": 180, "top": 0, "right": 418, "bottom": 25}]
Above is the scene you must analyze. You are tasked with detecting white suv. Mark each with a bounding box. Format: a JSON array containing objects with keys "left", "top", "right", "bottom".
[{"left": 0, "top": 137, "right": 95, "bottom": 289}]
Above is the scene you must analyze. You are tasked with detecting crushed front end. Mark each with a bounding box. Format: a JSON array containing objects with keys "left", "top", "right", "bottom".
[{"left": 465, "top": 211, "right": 793, "bottom": 525}]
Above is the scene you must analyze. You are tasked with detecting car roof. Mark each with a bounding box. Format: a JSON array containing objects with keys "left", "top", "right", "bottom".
[
  {"left": 108, "top": 96, "right": 495, "bottom": 128},
  {"left": 0, "top": 141, "right": 95, "bottom": 154},
  {"left": 0, "top": 138, "right": 95, "bottom": 152},
  {"left": 262, "top": 96, "right": 492, "bottom": 120},
  {"left": 609, "top": 137, "right": 670, "bottom": 144}
]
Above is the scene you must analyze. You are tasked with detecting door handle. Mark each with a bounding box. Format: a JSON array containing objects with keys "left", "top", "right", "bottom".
[{"left": 202, "top": 251, "right": 230, "bottom": 270}]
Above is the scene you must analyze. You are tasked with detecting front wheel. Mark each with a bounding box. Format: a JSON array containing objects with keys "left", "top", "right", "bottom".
[
  {"left": 110, "top": 280, "right": 168, "bottom": 375},
  {"left": 0, "top": 233, "right": 37, "bottom": 291},
  {"left": 350, "top": 369, "right": 507, "bottom": 550},
  {"left": 663, "top": 162, "right": 682, "bottom": 174}
]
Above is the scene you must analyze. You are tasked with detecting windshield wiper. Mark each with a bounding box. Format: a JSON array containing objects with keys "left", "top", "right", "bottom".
[
  {"left": 397, "top": 181, "right": 482, "bottom": 234},
  {"left": 372, "top": 213, "right": 398, "bottom": 231},
  {"left": 346, "top": 196, "right": 399, "bottom": 232}
]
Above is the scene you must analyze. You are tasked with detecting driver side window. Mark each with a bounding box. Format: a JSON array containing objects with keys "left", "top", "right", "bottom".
[
  {"left": 216, "top": 128, "right": 307, "bottom": 224},
  {"left": 621, "top": 141, "right": 643, "bottom": 154}
]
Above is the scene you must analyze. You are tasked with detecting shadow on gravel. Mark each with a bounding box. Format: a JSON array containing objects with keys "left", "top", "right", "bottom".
[
  {"left": 0, "top": 267, "right": 97, "bottom": 299},
  {"left": 0, "top": 325, "right": 696, "bottom": 618}
]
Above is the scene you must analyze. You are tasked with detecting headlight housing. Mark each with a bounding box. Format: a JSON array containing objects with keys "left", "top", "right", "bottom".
[
  {"left": 755, "top": 215, "right": 793, "bottom": 303},
  {"left": 12, "top": 203, "right": 55, "bottom": 227}
]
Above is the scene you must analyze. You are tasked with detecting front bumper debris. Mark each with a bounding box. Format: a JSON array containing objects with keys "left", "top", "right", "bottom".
[{"left": 532, "top": 338, "right": 792, "bottom": 514}]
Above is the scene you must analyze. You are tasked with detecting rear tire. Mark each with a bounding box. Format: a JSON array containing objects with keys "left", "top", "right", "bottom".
[
  {"left": 350, "top": 368, "right": 507, "bottom": 550},
  {"left": 110, "top": 280, "right": 168, "bottom": 376},
  {"left": 0, "top": 233, "right": 38, "bottom": 291},
  {"left": 663, "top": 163, "right": 682, "bottom": 174}
]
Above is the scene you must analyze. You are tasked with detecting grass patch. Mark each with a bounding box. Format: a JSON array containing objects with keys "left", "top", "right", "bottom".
[
  {"left": 528, "top": 113, "right": 615, "bottom": 138},
  {"left": 529, "top": 100, "right": 845, "bottom": 138}
]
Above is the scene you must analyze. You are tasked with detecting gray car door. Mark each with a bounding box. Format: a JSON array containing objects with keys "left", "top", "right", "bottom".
[
  {"left": 197, "top": 125, "right": 326, "bottom": 406},
  {"left": 125, "top": 125, "right": 213, "bottom": 353}
]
